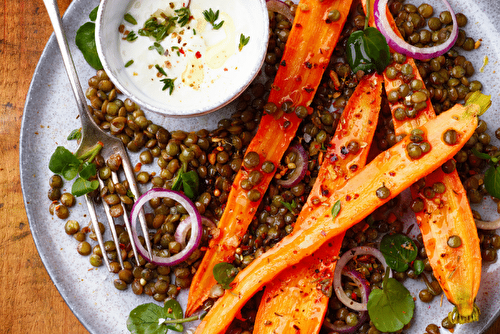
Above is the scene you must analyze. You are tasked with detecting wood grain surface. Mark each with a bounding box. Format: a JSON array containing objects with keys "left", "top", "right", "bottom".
[{"left": 1, "top": 0, "right": 499, "bottom": 333}]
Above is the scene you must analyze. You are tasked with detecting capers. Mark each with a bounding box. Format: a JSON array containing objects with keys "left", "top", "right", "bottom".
[
  {"left": 407, "top": 143, "right": 423, "bottom": 159},
  {"left": 243, "top": 151, "right": 260, "bottom": 169}
]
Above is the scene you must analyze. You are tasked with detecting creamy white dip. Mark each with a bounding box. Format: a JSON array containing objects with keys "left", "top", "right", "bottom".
[{"left": 119, "top": 0, "right": 260, "bottom": 113}]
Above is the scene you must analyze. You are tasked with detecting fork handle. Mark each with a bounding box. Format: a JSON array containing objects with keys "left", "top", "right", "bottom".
[{"left": 42, "top": 0, "right": 92, "bottom": 125}]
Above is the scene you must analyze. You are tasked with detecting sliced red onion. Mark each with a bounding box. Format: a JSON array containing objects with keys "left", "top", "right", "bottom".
[
  {"left": 322, "top": 270, "right": 369, "bottom": 334},
  {"left": 475, "top": 218, "right": 500, "bottom": 230},
  {"left": 174, "top": 216, "right": 217, "bottom": 247},
  {"left": 374, "top": 0, "right": 458, "bottom": 60},
  {"left": 266, "top": 0, "right": 294, "bottom": 23},
  {"left": 130, "top": 188, "right": 202, "bottom": 266},
  {"left": 276, "top": 144, "right": 308, "bottom": 188},
  {"left": 333, "top": 246, "right": 389, "bottom": 311}
]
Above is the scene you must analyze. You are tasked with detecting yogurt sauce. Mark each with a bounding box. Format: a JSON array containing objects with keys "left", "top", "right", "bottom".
[{"left": 119, "top": 0, "right": 261, "bottom": 113}]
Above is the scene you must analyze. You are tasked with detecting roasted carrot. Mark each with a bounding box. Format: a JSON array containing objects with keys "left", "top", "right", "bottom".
[
  {"left": 362, "top": 0, "right": 481, "bottom": 322},
  {"left": 254, "top": 73, "right": 383, "bottom": 334},
  {"left": 186, "top": 0, "right": 353, "bottom": 316},
  {"left": 194, "top": 102, "right": 480, "bottom": 334}
]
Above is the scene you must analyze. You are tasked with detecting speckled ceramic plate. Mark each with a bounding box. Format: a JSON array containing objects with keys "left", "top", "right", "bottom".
[{"left": 20, "top": 0, "right": 500, "bottom": 333}]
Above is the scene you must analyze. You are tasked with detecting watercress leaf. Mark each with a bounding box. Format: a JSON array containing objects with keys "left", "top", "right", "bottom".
[
  {"left": 71, "top": 177, "right": 99, "bottom": 197},
  {"left": 346, "top": 28, "right": 390, "bottom": 74},
  {"left": 171, "top": 169, "right": 184, "bottom": 191},
  {"left": 362, "top": 27, "right": 390, "bottom": 73},
  {"left": 380, "top": 233, "right": 418, "bottom": 272},
  {"left": 127, "top": 303, "right": 169, "bottom": 334},
  {"left": 67, "top": 128, "right": 82, "bottom": 140},
  {"left": 213, "top": 262, "right": 238, "bottom": 289},
  {"left": 331, "top": 200, "right": 341, "bottom": 220},
  {"left": 75, "top": 22, "right": 103, "bottom": 70},
  {"left": 367, "top": 277, "right": 415, "bottom": 332},
  {"left": 49, "top": 146, "right": 81, "bottom": 180},
  {"left": 413, "top": 259, "right": 425, "bottom": 275},
  {"left": 347, "top": 31, "right": 375, "bottom": 73},
  {"left": 472, "top": 148, "right": 492, "bottom": 161},
  {"left": 89, "top": 6, "right": 99, "bottom": 21},
  {"left": 484, "top": 165, "right": 500, "bottom": 199},
  {"left": 181, "top": 170, "right": 199, "bottom": 200},
  {"left": 162, "top": 299, "right": 184, "bottom": 332},
  {"left": 79, "top": 162, "right": 97, "bottom": 180}
]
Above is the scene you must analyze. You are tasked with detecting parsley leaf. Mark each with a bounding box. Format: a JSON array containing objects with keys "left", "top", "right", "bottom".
[
  {"left": 367, "top": 270, "right": 415, "bottom": 332},
  {"left": 380, "top": 233, "right": 418, "bottom": 272},
  {"left": 280, "top": 200, "right": 297, "bottom": 214},
  {"left": 213, "top": 262, "right": 238, "bottom": 289},
  {"left": 239, "top": 33, "right": 250, "bottom": 51},
  {"left": 203, "top": 8, "right": 224, "bottom": 30}
]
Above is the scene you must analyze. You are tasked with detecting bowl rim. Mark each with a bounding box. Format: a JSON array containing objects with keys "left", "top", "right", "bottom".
[{"left": 95, "top": 0, "right": 269, "bottom": 118}]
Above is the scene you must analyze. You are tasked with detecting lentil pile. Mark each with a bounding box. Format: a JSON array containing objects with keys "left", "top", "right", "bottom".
[{"left": 46, "top": 1, "right": 500, "bottom": 333}]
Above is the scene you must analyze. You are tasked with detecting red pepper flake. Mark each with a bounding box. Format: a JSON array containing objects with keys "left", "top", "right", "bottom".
[
  {"left": 195, "top": 51, "right": 202, "bottom": 58},
  {"left": 224, "top": 68, "right": 228, "bottom": 71},
  {"left": 346, "top": 195, "right": 351, "bottom": 201},
  {"left": 179, "top": 48, "right": 185, "bottom": 55},
  {"left": 351, "top": 291, "right": 357, "bottom": 300},
  {"left": 134, "top": 163, "right": 142, "bottom": 172}
]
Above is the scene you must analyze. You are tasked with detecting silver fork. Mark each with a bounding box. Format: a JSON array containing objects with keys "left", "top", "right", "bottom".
[{"left": 43, "top": 0, "right": 153, "bottom": 271}]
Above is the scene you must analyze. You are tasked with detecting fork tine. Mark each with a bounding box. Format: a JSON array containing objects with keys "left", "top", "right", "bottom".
[
  {"left": 117, "top": 147, "right": 154, "bottom": 260},
  {"left": 98, "top": 178, "right": 125, "bottom": 270},
  {"left": 84, "top": 194, "right": 111, "bottom": 272},
  {"left": 111, "top": 172, "right": 141, "bottom": 266}
]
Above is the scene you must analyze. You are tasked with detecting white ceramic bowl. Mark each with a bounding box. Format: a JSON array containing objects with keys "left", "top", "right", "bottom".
[{"left": 96, "top": 0, "right": 269, "bottom": 117}]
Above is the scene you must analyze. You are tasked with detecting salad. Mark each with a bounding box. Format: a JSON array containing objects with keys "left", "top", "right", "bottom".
[{"left": 40, "top": 0, "right": 500, "bottom": 333}]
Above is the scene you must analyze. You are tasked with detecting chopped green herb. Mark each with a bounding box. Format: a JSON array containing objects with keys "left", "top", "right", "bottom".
[
  {"left": 124, "top": 59, "right": 134, "bottom": 68},
  {"left": 175, "top": 7, "right": 191, "bottom": 27},
  {"left": 155, "top": 64, "right": 168, "bottom": 77},
  {"left": 148, "top": 42, "right": 165, "bottom": 55},
  {"left": 124, "top": 13, "right": 137, "bottom": 25},
  {"left": 213, "top": 262, "right": 238, "bottom": 289},
  {"left": 139, "top": 16, "right": 176, "bottom": 41},
  {"left": 238, "top": 33, "right": 250, "bottom": 51},
  {"left": 126, "top": 31, "right": 138, "bottom": 41},
  {"left": 280, "top": 200, "right": 297, "bottom": 213},
  {"left": 193, "top": 29, "right": 196, "bottom": 35},
  {"left": 203, "top": 8, "right": 224, "bottom": 30},
  {"left": 331, "top": 200, "right": 341, "bottom": 219},
  {"left": 160, "top": 78, "right": 176, "bottom": 95},
  {"left": 67, "top": 128, "right": 82, "bottom": 140}
]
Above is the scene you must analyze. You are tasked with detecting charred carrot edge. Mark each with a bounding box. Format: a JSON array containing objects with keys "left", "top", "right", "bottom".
[
  {"left": 185, "top": 0, "right": 353, "bottom": 316},
  {"left": 194, "top": 103, "right": 479, "bottom": 334},
  {"left": 254, "top": 73, "right": 383, "bottom": 334},
  {"left": 362, "top": 0, "right": 481, "bottom": 321}
]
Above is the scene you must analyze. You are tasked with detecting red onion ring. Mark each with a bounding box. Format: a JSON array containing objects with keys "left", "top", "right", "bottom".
[
  {"left": 276, "top": 144, "right": 308, "bottom": 188},
  {"left": 174, "top": 216, "right": 217, "bottom": 247},
  {"left": 475, "top": 218, "right": 500, "bottom": 230},
  {"left": 130, "top": 188, "right": 202, "bottom": 266},
  {"left": 323, "top": 269, "right": 369, "bottom": 334},
  {"left": 333, "top": 246, "right": 389, "bottom": 311},
  {"left": 266, "top": 0, "right": 294, "bottom": 23},
  {"left": 374, "top": 0, "right": 458, "bottom": 60}
]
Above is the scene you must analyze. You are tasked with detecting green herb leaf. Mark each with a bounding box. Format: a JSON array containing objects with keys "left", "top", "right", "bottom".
[
  {"left": 126, "top": 31, "right": 138, "bottom": 42},
  {"left": 180, "top": 170, "right": 199, "bottom": 200},
  {"left": 160, "top": 78, "right": 176, "bottom": 95},
  {"left": 75, "top": 22, "right": 103, "bottom": 70},
  {"left": 347, "top": 27, "right": 390, "bottom": 74},
  {"left": 175, "top": 7, "right": 191, "bottom": 27},
  {"left": 171, "top": 168, "right": 184, "bottom": 191},
  {"left": 126, "top": 301, "right": 183, "bottom": 334},
  {"left": 472, "top": 148, "right": 493, "bottom": 161},
  {"left": 484, "top": 165, "right": 500, "bottom": 199},
  {"left": 139, "top": 17, "right": 176, "bottom": 42},
  {"left": 238, "top": 33, "right": 250, "bottom": 51},
  {"left": 124, "top": 13, "right": 137, "bottom": 25},
  {"left": 367, "top": 271, "right": 415, "bottom": 332},
  {"left": 49, "top": 146, "right": 82, "bottom": 181},
  {"left": 280, "top": 200, "right": 297, "bottom": 213},
  {"left": 331, "top": 200, "right": 341, "bottom": 220},
  {"left": 79, "top": 162, "right": 97, "bottom": 180},
  {"left": 149, "top": 42, "right": 165, "bottom": 55},
  {"left": 67, "top": 128, "right": 82, "bottom": 141},
  {"left": 89, "top": 6, "right": 99, "bottom": 22},
  {"left": 71, "top": 177, "right": 99, "bottom": 197},
  {"left": 203, "top": 8, "right": 224, "bottom": 30},
  {"left": 380, "top": 233, "right": 418, "bottom": 272},
  {"left": 125, "top": 59, "right": 134, "bottom": 67},
  {"left": 213, "top": 262, "right": 238, "bottom": 289},
  {"left": 413, "top": 259, "right": 425, "bottom": 275}
]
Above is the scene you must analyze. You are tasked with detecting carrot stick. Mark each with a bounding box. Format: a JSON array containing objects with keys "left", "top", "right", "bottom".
[
  {"left": 362, "top": 0, "right": 481, "bottom": 321},
  {"left": 254, "top": 73, "right": 383, "bottom": 334},
  {"left": 186, "top": 0, "right": 353, "bottom": 316},
  {"left": 195, "top": 102, "right": 480, "bottom": 334}
]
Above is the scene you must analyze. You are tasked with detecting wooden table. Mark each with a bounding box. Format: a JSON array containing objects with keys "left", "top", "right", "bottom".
[{"left": 1, "top": 0, "right": 499, "bottom": 333}]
